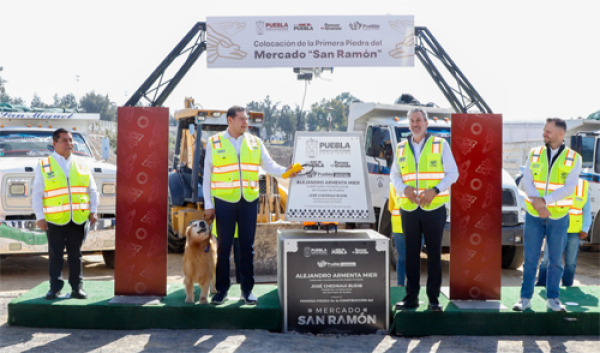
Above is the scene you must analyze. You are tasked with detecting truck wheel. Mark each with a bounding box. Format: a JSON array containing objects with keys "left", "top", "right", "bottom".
[
  {"left": 501, "top": 245, "right": 524, "bottom": 269},
  {"left": 167, "top": 203, "right": 186, "bottom": 253},
  {"left": 102, "top": 250, "right": 115, "bottom": 269}
]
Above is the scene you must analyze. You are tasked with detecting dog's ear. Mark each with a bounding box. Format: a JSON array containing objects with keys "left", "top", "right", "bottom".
[{"left": 186, "top": 225, "right": 191, "bottom": 238}]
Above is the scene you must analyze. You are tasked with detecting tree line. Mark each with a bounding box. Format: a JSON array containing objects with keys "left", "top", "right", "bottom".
[
  {"left": 247, "top": 92, "right": 360, "bottom": 143},
  {"left": 1, "top": 67, "right": 360, "bottom": 138}
]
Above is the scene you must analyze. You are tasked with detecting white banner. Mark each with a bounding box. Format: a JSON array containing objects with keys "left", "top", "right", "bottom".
[{"left": 206, "top": 15, "right": 414, "bottom": 68}]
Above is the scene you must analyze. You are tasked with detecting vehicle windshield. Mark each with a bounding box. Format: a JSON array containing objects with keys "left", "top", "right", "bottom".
[
  {"left": 580, "top": 136, "right": 595, "bottom": 169},
  {"left": 395, "top": 126, "right": 452, "bottom": 144},
  {"left": 0, "top": 131, "right": 92, "bottom": 158}
]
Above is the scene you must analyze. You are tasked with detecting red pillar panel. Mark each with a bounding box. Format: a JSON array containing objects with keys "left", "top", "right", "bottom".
[
  {"left": 114, "top": 107, "right": 169, "bottom": 296},
  {"left": 450, "top": 114, "right": 503, "bottom": 300}
]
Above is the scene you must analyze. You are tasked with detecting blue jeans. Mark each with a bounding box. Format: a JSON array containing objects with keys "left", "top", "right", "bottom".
[
  {"left": 393, "top": 232, "right": 424, "bottom": 286},
  {"left": 536, "top": 232, "right": 580, "bottom": 287},
  {"left": 521, "top": 213, "right": 569, "bottom": 299}
]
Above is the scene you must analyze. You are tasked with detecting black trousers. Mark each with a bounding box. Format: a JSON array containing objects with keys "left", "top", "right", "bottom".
[
  {"left": 401, "top": 206, "right": 446, "bottom": 304},
  {"left": 46, "top": 221, "right": 86, "bottom": 292},
  {"left": 214, "top": 198, "right": 258, "bottom": 294}
]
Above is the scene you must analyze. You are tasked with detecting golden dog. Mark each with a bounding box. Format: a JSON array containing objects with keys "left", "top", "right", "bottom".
[{"left": 183, "top": 220, "right": 217, "bottom": 304}]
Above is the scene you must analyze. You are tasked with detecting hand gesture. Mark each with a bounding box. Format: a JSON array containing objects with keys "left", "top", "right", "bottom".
[
  {"left": 403, "top": 186, "right": 419, "bottom": 205},
  {"left": 89, "top": 213, "right": 98, "bottom": 226},
  {"left": 37, "top": 219, "right": 48, "bottom": 231},
  {"left": 419, "top": 188, "right": 438, "bottom": 208},
  {"left": 537, "top": 207, "right": 551, "bottom": 219},
  {"left": 531, "top": 197, "right": 546, "bottom": 211},
  {"left": 204, "top": 209, "right": 216, "bottom": 225}
]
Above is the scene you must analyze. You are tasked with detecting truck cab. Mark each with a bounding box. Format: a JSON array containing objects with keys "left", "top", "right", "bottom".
[
  {"left": 569, "top": 122, "right": 600, "bottom": 249},
  {"left": 0, "top": 112, "right": 117, "bottom": 267},
  {"left": 348, "top": 102, "right": 526, "bottom": 269}
]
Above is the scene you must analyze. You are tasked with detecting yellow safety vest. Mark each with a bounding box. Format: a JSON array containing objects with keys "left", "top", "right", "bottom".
[
  {"left": 40, "top": 155, "right": 91, "bottom": 225},
  {"left": 396, "top": 136, "right": 449, "bottom": 211},
  {"left": 211, "top": 220, "right": 239, "bottom": 238},
  {"left": 389, "top": 183, "right": 403, "bottom": 233},
  {"left": 567, "top": 179, "right": 589, "bottom": 233},
  {"left": 525, "top": 145, "right": 579, "bottom": 219},
  {"left": 210, "top": 132, "right": 261, "bottom": 203}
]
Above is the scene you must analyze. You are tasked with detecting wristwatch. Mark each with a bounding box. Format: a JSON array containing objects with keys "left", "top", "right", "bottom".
[{"left": 433, "top": 187, "right": 440, "bottom": 195}]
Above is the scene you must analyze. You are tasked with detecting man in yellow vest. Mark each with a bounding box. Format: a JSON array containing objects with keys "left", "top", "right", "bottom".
[
  {"left": 513, "top": 118, "right": 581, "bottom": 312},
  {"left": 536, "top": 179, "right": 591, "bottom": 287},
  {"left": 391, "top": 108, "right": 458, "bottom": 312},
  {"left": 32, "top": 128, "right": 98, "bottom": 300},
  {"left": 203, "top": 106, "right": 297, "bottom": 305}
]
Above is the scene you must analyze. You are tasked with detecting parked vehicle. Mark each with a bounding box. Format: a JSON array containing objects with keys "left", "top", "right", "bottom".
[
  {"left": 569, "top": 120, "right": 600, "bottom": 251},
  {"left": 347, "top": 102, "right": 526, "bottom": 269},
  {"left": 0, "top": 112, "right": 117, "bottom": 267}
]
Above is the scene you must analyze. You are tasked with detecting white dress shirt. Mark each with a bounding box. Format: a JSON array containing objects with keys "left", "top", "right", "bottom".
[
  {"left": 203, "top": 130, "right": 287, "bottom": 209},
  {"left": 522, "top": 143, "right": 581, "bottom": 205},
  {"left": 32, "top": 152, "right": 99, "bottom": 220},
  {"left": 390, "top": 135, "right": 459, "bottom": 208}
]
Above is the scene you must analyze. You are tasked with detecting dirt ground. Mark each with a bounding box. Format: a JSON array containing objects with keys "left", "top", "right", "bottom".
[
  {"left": 1, "top": 251, "right": 598, "bottom": 352},
  {"left": 1, "top": 250, "right": 599, "bottom": 294}
]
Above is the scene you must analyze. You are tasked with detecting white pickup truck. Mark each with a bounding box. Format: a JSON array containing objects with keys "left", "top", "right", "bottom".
[
  {"left": 0, "top": 112, "right": 117, "bottom": 267},
  {"left": 347, "top": 102, "right": 526, "bottom": 269},
  {"left": 568, "top": 120, "right": 600, "bottom": 250}
]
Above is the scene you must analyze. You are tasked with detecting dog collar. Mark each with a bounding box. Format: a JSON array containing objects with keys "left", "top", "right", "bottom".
[{"left": 204, "top": 244, "right": 210, "bottom": 253}]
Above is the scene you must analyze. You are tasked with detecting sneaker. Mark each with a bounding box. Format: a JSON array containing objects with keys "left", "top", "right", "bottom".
[
  {"left": 242, "top": 292, "right": 258, "bottom": 305},
  {"left": 210, "top": 291, "right": 228, "bottom": 305},
  {"left": 512, "top": 298, "right": 532, "bottom": 311},
  {"left": 546, "top": 298, "right": 566, "bottom": 312}
]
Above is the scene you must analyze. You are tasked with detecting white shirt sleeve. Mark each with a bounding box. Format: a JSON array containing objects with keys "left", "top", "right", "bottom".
[
  {"left": 544, "top": 155, "right": 581, "bottom": 204},
  {"left": 87, "top": 166, "right": 98, "bottom": 214},
  {"left": 203, "top": 141, "right": 214, "bottom": 210},
  {"left": 259, "top": 140, "right": 287, "bottom": 178},
  {"left": 435, "top": 139, "right": 459, "bottom": 193},
  {"left": 521, "top": 151, "right": 539, "bottom": 198},
  {"left": 32, "top": 160, "right": 45, "bottom": 220},
  {"left": 390, "top": 146, "right": 407, "bottom": 194}
]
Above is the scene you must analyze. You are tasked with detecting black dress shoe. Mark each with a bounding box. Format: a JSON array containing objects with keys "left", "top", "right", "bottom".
[
  {"left": 210, "top": 291, "right": 228, "bottom": 305},
  {"left": 428, "top": 303, "right": 443, "bottom": 312},
  {"left": 45, "top": 290, "right": 61, "bottom": 300},
  {"left": 395, "top": 298, "right": 419, "bottom": 310},
  {"left": 71, "top": 289, "right": 87, "bottom": 299}
]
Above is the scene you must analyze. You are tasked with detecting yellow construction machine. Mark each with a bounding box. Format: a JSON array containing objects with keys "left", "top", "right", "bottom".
[{"left": 167, "top": 98, "right": 288, "bottom": 252}]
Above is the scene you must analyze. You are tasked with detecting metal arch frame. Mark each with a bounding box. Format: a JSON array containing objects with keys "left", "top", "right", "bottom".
[
  {"left": 124, "top": 23, "right": 491, "bottom": 115},
  {"left": 124, "top": 22, "right": 207, "bottom": 107},
  {"left": 415, "top": 26, "right": 492, "bottom": 114}
]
